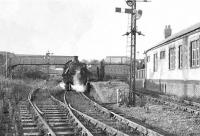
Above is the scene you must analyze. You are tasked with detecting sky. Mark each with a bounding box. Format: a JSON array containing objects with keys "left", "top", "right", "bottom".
[{"left": 1, "top": 0, "right": 200, "bottom": 61}]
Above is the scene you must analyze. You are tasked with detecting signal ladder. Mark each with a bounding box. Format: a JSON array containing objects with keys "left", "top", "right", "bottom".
[{"left": 126, "top": 14, "right": 135, "bottom": 63}]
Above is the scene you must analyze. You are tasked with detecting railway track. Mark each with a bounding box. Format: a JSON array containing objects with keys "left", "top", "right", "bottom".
[
  {"left": 20, "top": 86, "right": 180, "bottom": 136},
  {"left": 34, "top": 98, "right": 75, "bottom": 135},
  {"left": 19, "top": 101, "right": 40, "bottom": 136},
  {"left": 128, "top": 90, "right": 200, "bottom": 116},
  {"left": 65, "top": 91, "right": 172, "bottom": 136},
  {"left": 138, "top": 92, "right": 200, "bottom": 115},
  {"left": 20, "top": 88, "right": 96, "bottom": 136},
  {"left": 33, "top": 89, "right": 96, "bottom": 136}
]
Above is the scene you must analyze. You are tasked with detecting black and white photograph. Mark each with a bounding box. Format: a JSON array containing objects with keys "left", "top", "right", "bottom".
[{"left": 1, "top": 0, "right": 200, "bottom": 135}]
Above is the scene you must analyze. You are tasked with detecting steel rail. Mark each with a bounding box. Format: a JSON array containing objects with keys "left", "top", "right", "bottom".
[
  {"left": 81, "top": 93, "right": 165, "bottom": 136},
  {"left": 68, "top": 104, "right": 129, "bottom": 136},
  {"left": 184, "top": 100, "right": 200, "bottom": 108},
  {"left": 148, "top": 96, "right": 200, "bottom": 115},
  {"left": 64, "top": 92, "right": 130, "bottom": 136},
  {"left": 133, "top": 89, "right": 200, "bottom": 115},
  {"left": 50, "top": 93, "right": 94, "bottom": 136},
  {"left": 28, "top": 89, "right": 56, "bottom": 136}
]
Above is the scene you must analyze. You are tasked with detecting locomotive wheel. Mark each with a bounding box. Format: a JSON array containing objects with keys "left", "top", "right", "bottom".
[
  {"left": 68, "top": 83, "right": 72, "bottom": 91},
  {"left": 86, "top": 82, "right": 91, "bottom": 93},
  {"left": 65, "top": 83, "right": 71, "bottom": 91}
]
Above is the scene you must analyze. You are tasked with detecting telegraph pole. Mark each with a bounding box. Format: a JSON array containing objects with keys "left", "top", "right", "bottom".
[{"left": 45, "top": 51, "right": 53, "bottom": 80}]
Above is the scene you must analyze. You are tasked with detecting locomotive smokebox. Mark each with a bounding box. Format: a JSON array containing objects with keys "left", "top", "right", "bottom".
[{"left": 62, "top": 56, "right": 90, "bottom": 92}]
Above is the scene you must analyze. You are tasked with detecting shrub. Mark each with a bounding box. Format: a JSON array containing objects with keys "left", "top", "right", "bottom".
[
  {"left": 0, "top": 76, "right": 44, "bottom": 135},
  {"left": 13, "top": 66, "right": 48, "bottom": 79}
]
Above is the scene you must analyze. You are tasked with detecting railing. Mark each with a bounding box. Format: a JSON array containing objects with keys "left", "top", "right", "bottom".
[{"left": 136, "top": 69, "right": 145, "bottom": 79}]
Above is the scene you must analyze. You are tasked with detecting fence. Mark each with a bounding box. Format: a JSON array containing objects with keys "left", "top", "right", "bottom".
[{"left": 136, "top": 69, "right": 145, "bottom": 79}]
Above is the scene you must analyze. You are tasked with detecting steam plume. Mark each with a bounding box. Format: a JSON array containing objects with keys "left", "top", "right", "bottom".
[
  {"left": 71, "top": 70, "right": 86, "bottom": 92},
  {"left": 59, "top": 81, "right": 66, "bottom": 90}
]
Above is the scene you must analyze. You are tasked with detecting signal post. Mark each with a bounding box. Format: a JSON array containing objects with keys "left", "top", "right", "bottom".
[{"left": 115, "top": 0, "right": 149, "bottom": 106}]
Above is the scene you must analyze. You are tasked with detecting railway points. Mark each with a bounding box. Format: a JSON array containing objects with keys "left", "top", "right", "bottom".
[
  {"left": 89, "top": 81, "right": 200, "bottom": 136},
  {"left": 18, "top": 83, "right": 177, "bottom": 136},
  {"left": 65, "top": 91, "right": 168, "bottom": 136}
]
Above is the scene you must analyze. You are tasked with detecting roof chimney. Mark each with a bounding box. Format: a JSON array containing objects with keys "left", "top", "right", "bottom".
[{"left": 164, "top": 25, "right": 172, "bottom": 38}]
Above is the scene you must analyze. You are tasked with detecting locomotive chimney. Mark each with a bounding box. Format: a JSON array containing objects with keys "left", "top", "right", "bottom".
[
  {"left": 164, "top": 25, "right": 172, "bottom": 39},
  {"left": 73, "top": 56, "right": 79, "bottom": 62}
]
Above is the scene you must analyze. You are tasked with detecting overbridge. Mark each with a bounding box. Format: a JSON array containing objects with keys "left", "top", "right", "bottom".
[
  {"left": 1, "top": 53, "right": 129, "bottom": 69},
  {"left": 0, "top": 52, "right": 131, "bottom": 78},
  {"left": 10, "top": 54, "right": 74, "bottom": 68},
  {"left": 0, "top": 52, "right": 75, "bottom": 76},
  {"left": 0, "top": 52, "right": 74, "bottom": 68}
]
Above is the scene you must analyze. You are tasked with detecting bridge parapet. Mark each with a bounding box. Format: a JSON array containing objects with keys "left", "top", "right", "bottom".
[{"left": 0, "top": 54, "right": 74, "bottom": 68}]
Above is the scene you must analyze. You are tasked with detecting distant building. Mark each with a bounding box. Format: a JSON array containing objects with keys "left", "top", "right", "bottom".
[
  {"left": 103, "top": 56, "right": 145, "bottom": 80},
  {"left": 105, "top": 56, "right": 130, "bottom": 64}
]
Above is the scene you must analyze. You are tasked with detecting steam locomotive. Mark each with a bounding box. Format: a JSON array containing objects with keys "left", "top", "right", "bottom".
[{"left": 62, "top": 56, "right": 90, "bottom": 92}]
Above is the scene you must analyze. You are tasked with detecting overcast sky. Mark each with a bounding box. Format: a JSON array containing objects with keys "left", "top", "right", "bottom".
[{"left": 1, "top": 0, "right": 200, "bottom": 60}]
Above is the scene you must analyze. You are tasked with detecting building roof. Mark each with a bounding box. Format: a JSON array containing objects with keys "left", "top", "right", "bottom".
[
  {"left": 105, "top": 56, "right": 129, "bottom": 58},
  {"left": 145, "top": 22, "right": 200, "bottom": 53},
  {"left": 15, "top": 54, "right": 72, "bottom": 57}
]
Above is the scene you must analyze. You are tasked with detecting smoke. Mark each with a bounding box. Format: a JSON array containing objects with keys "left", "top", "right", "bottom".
[
  {"left": 71, "top": 70, "right": 86, "bottom": 92},
  {"left": 59, "top": 81, "right": 66, "bottom": 90}
]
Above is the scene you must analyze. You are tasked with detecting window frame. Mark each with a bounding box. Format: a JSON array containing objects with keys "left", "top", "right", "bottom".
[
  {"left": 178, "top": 45, "right": 184, "bottom": 69},
  {"left": 190, "top": 39, "right": 200, "bottom": 68},
  {"left": 153, "top": 53, "right": 158, "bottom": 72},
  {"left": 160, "top": 50, "right": 165, "bottom": 59},
  {"left": 169, "top": 47, "right": 176, "bottom": 70},
  {"left": 146, "top": 56, "right": 150, "bottom": 62}
]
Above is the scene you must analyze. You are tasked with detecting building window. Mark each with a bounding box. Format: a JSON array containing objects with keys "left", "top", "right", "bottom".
[
  {"left": 169, "top": 47, "right": 175, "bottom": 70},
  {"left": 190, "top": 39, "right": 200, "bottom": 68},
  {"left": 179, "top": 45, "right": 184, "bottom": 68},
  {"left": 153, "top": 53, "right": 158, "bottom": 72},
  {"left": 160, "top": 51, "right": 165, "bottom": 59},
  {"left": 147, "top": 56, "right": 150, "bottom": 62}
]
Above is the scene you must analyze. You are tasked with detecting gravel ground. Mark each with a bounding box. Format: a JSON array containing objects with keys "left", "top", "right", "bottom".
[
  {"left": 112, "top": 103, "right": 200, "bottom": 136},
  {"left": 92, "top": 81, "right": 200, "bottom": 136}
]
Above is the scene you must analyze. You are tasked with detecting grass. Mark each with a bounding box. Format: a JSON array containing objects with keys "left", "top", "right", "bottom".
[
  {"left": 0, "top": 76, "right": 45, "bottom": 135},
  {"left": 47, "top": 82, "right": 65, "bottom": 102}
]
